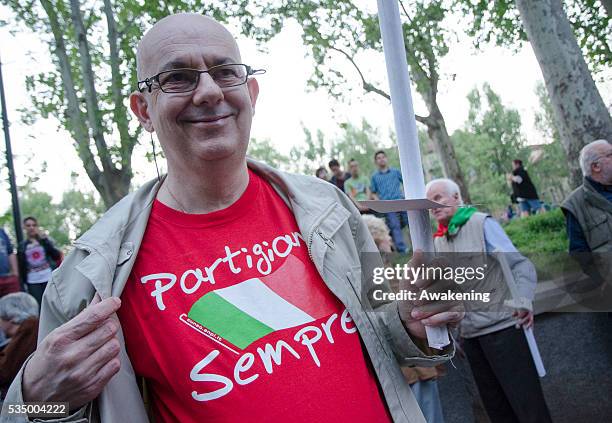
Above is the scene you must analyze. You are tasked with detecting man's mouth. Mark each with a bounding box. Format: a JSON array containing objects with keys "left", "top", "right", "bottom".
[{"left": 183, "top": 114, "right": 232, "bottom": 124}]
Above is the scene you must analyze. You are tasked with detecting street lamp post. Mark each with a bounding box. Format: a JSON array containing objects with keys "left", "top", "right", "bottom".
[{"left": 0, "top": 54, "right": 24, "bottom": 251}]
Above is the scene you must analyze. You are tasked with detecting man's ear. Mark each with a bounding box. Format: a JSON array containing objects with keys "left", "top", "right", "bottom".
[
  {"left": 247, "top": 78, "right": 260, "bottom": 113},
  {"left": 130, "top": 91, "right": 154, "bottom": 132}
]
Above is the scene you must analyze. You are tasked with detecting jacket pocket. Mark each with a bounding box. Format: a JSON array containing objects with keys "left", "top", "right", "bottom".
[{"left": 585, "top": 212, "right": 609, "bottom": 250}]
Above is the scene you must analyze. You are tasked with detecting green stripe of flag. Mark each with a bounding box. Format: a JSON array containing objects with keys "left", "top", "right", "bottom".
[{"left": 188, "top": 292, "right": 274, "bottom": 349}]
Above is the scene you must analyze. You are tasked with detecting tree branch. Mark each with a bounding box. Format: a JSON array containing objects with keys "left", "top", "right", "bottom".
[
  {"left": 103, "top": 0, "right": 135, "bottom": 171},
  {"left": 329, "top": 46, "right": 390, "bottom": 100},
  {"left": 69, "top": 0, "right": 113, "bottom": 175},
  {"left": 415, "top": 114, "right": 430, "bottom": 125},
  {"left": 328, "top": 46, "right": 430, "bottom": 127},
  {"left": 39, "top": 0, "right": 101, "bottom": 186}
]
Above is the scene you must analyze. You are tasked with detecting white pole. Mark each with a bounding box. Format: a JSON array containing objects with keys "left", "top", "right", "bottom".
[
  {"left": 376, "top": 0, "right": 449, "bottom": 348},
  {"left": 496, "top": 250, "right": 547, "bottom": 377}
]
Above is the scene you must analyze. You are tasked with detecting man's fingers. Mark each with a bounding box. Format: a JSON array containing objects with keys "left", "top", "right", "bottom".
[
  {"left": 408, "top": 249, "right": 425, "bottom": 272},
  {"left": 71, "top": 357, "right": 121, "bottom": 410},
  {"left": 62, "top": 297, "right": 121, "bottom": 340},
  {"left": 80, "top": 335, "right": 121, "bottom": 378},
  {"left": 420, "top": 310, "right": 464, "bottom": 327},
  {"left": 74, "top": 318, "right": 120, "bottom": 357},
  {"left": 411, "top": 301, "right": 460, "bottom": 320}
]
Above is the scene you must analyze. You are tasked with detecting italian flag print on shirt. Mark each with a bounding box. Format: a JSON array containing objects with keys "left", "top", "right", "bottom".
[
  {"left": 118, "top": 170, "right": 392, "bottom": 423},
  {"left": 187, "top": 255, "right": 337, "bottom": 351}
]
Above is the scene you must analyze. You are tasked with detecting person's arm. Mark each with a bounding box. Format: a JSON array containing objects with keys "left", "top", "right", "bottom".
[
  {"left": 396, "top": 168, "right": 403, "bottom": 184},
  {"left": 2, "top": 258, "right": 121, "bottom": 421},
  {"left": 565, "top": 211, "right": 591, "bottom": 253},
  {"left": 9, "top": 253, "right": 18, "bottom": 277},
  {"left": 40, "top": 236, "right": 62, "bottom": 262},
  {"left": 349, "top": 200, "right": 456, "bottom": 366},
  {"left": 370, "top": 174, "right": 378, "bottom": 197}
]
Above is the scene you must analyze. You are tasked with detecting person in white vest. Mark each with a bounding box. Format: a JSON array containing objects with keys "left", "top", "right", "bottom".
[{"left": 426, "top": 178, "right": 552, "bottom": 423}]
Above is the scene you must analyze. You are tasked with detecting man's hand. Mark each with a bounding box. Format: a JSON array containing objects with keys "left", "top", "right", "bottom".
[
  {"left": 22, "top": 295, "right": 122, "bottom": 410},
  {"left": 357, "top": 204, "right": 370, "bottom": 213},
  {"left": 398, "top": 250, "right": 464, "bottom": 340},
  {"left": 513, "top": 308, "right": 534, "bottom": 329}
]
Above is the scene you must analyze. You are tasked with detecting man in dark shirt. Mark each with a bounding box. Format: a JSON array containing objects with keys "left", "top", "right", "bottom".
[
  {"left": 508, "top": 160, "right": 543, "bottom": 217},
  {"left": 328, "top": 159, "right": 351, "bottom": 192}
]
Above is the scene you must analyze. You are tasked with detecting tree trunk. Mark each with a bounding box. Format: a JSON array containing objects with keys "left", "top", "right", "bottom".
[
  {"left": 39, "top": 0, "right": 132, "bottom": 209},
  {"left": 424, "top": 104, "right": 472, "bottom": 204},
  {"left": 516, "top": 0, "right": 612, "bottom": 188},
  {"left": 602, "top": 0, "right": 612, "bottom": 18}
]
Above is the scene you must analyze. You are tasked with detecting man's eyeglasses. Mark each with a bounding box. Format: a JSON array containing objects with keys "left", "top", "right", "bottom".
[
  {"left": 594, "top": 151, "right": 612, "bottom": 162},
  {"left": 138, "top": 64, "right": 266, "bottom": 93}
]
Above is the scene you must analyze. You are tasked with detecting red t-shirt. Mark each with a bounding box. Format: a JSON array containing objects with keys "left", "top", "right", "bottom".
[{"left": 118, "top": 170, "right": 392, "bottom": 423}]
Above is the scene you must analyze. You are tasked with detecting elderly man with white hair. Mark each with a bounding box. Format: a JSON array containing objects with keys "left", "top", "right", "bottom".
[
  {"left": 562, "top": 139, "right": 612, "bottom": 253},
  {"left": 0, "top": 293, "right": 39, "bottom": 398},
  {"left": 426, "top": 178, "right": 552, "bottom": 423}
]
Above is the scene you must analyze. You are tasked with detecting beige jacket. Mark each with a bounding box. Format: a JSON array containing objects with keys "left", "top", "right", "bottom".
[{"left": 3, "top": 160, "right": 453, "bottom": 423}]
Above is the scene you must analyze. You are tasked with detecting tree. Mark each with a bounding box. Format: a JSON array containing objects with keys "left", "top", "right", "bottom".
[
  {"left": 455, "top": 0, "right": 612, "bottom": 188},
  {"left": 531, "top": 81, "right": 571, "bottom": 202},
  {"left": 453, "top": 84, "right": 526, "bottom": 211},
  {"left": 246, "top": 0, "right": 471, "bottom": 202},
  {"left": 1, "top": 0, "right": 255, "bottom": 208},
  {"left": 247, "top": 137, "right": 291, "bottom": 170},
  {"left": 0, "top": 183, "right": 104, "bottom": 248},
  {"left": 289, "top": 119, "right": 403, "bottom": 179},
  {"left": 2, "top": 0, "right": 143, "bottom": 207}
]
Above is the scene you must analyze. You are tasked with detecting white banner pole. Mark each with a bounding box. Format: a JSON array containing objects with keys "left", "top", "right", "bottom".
[{"left": 376, "top": 0, "right": 449, "bottom": 348}]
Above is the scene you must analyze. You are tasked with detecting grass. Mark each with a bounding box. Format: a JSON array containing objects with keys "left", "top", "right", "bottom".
[
  {"left": 503, "top": 209, "right": 569, "bottom": 280},
  {"left": 503, "top": 208, "right": 568, "bottom": 253}
]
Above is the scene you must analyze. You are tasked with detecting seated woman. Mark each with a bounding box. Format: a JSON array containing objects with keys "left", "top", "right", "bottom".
[{"left": 0, "top": 292, "right": 39, "bottom": 400}]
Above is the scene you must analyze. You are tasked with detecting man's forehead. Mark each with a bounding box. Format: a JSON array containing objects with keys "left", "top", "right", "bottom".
[
  {"left": 427, "top": 182, "right": 446, "bottom": 194},
  {"left": 137, "top": 13, "right": 240, "bottom": 77}
]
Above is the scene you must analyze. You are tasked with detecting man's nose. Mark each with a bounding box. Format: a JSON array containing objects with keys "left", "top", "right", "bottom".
[{"left": 192, "top": 73, "right": 224, "bottom": 106}]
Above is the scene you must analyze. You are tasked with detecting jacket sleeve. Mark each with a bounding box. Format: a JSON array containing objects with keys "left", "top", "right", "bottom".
[
  {"left": 1, "top": 276, "right": 92, "bottom": 422},
  {"left": 349, "top": 199, "right": 455, "bottom": 367}
]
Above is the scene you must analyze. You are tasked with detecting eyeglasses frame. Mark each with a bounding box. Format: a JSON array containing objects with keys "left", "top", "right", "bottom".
[{"left": 137, "top": 63, "right": 266, "bottom": 93}]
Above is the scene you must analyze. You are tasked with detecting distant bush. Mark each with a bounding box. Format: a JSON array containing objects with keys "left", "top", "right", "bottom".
[
  {"left": 503, "top": 208, "right": 568, "bottom": 253},
  {"left": 503, "top": 209, "right": 570, "bottom": 281}
]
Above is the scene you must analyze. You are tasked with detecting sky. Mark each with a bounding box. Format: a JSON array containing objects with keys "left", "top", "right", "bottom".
[{"left": 1, "top": 5, "right": 611, "bottom": 215}]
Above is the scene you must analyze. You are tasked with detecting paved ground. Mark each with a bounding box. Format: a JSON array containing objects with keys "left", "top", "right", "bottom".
[{"left": 437, "top": 312, "right": 612, "bottom": 423}]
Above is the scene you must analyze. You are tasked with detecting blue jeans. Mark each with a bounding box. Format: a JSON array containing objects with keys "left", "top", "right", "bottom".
[
  {"left": 518, "top": 199, "right": 542, "bottom": 214},
  {"left": 410, "top": 379, "right": 446, "bottom": 423},
  {"left": 385, "top": 211, "right": 408, "bottom": 253}
]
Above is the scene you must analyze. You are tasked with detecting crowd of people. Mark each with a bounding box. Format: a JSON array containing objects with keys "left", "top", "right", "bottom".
[{"left": 0, "top": 11, "right": 610, "bottom": 423}]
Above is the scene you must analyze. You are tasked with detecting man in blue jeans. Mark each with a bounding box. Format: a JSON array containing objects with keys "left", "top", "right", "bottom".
[{"left": 370, "top": 150, "right": 409, "bottom": 253}]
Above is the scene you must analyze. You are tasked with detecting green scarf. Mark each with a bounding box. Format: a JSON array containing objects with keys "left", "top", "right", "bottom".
[
  {"left": 434, "top": 206, "right": 478, "bottom": 239},
  {"left": 448, "top": 206, "right": 477, "bottom": 236}
]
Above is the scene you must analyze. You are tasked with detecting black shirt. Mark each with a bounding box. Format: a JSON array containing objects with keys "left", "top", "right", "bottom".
[
  {"left": 511, "top": 166, "right": 539, "bottom": 200},
  {"left": 330, "top": 172, "right": 351, "bottom": 193}
]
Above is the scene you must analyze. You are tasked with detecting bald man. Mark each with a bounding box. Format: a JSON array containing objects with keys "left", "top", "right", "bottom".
[{"left": 4, "top": 14, "right": 461, "bottom": 423}]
